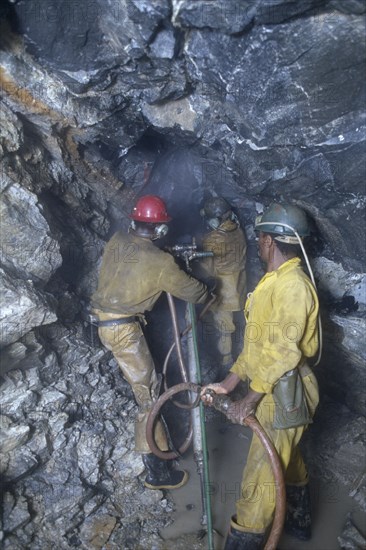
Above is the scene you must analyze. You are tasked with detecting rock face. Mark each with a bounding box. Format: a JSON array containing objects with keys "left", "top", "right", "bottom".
[
  {"left": 0, "top": 182, "right": 61, "bottom": 346},
  {"left": 0, "top": 0, "right": 365, "bottom": 547}
]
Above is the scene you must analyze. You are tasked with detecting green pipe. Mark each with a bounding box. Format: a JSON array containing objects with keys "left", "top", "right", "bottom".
[{"left": 188, "top": 303, "right": 214, "bottom": 550}]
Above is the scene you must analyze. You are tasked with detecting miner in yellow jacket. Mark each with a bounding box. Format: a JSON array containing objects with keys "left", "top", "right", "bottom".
[
  {"left": 92, "top": 195, "right": 208, "bottom": 490},
  {"left": 198, "top": 197, "right": 247, "bottom": 376},
  {"left": 202, "top": 203, "right": 320, "bottom": 549}
]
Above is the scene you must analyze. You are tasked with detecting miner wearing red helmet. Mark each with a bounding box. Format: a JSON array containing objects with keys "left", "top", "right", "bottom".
[
  {"left": 91, "top": 195, "right": 208, "bottom": 490},
  {"left": 130, "top": 194, "right": 172, "bottom": 224}
]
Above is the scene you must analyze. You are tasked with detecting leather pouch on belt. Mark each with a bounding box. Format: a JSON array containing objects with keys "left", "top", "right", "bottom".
[{"left": 272, "top": 368, "right": 312, "bottom": 429}]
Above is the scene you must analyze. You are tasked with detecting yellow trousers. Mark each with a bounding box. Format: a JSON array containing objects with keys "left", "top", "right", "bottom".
[
  {"left": 97, "top": 313, "right": 168, "bottom": 453},
  {"left": 236, "top": 371, "right": 319, "bottom": 533}
]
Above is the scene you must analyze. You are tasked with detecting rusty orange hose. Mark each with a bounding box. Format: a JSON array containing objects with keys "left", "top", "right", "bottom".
[
  {"left": 166, "top": 293, "right": 188, "bottom": 383},
  {"left": 163, "top": 292, "right": 216, "bottom": 389},
  {"left": 146, "top": 382, "right": 286, "bottom": 549},
  {"left": 146, "top": 382, "right": 201, "bottom": 460},
  {"left": 244, "top": 415, "right": 286, "bottom": 550}
]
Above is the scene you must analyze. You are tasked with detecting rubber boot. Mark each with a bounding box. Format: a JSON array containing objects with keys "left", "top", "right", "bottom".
[
  {"left": 142, "top": 453, "right": 188, "bottom": 490},
  {"left": 284, "top": 484, "right": 312, "bottom": 540},
  {"left": 224, "top": 516, "right": 265, "bottom": 550}
]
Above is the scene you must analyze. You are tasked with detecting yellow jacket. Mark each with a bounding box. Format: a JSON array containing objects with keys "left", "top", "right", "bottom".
[
  {"left": 91, "top": 230, "right": 208, "bottom": 314},
  {"left": 231, "top": 258, "right": 319, "bottom": 393},
  {"left": 200, "top": 220, "right": 247, "bottom": 311}
]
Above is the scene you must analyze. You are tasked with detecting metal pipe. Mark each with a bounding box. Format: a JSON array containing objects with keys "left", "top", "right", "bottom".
[
  {"left": 164, "top": 293, "right": 194, "bottom": 478},
  {"left": 163, "top": 293, "right": 216, "bottom": 388},
  {"left": 186, "top": 303, "right": 214, "bottom": 550},
  {"left": 146, "top": 383, "right": 286, "bottom": 550},
  {"left": 166, "top": 292, "right": 188, "bottom": 382},
  {"left": 158, "top": 293, "right": 216, "bottom": 459},
  {"left": 165, "top": 293, "right": 193, "bottom": 414}
]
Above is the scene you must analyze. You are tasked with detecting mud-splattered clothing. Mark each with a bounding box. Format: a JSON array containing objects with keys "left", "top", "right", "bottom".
[
  {"left": 92, "top": 230, "right": 208, "bottom": 452},
  {"left": 230, "top": 257, "right": 319, "bottom": 533}
]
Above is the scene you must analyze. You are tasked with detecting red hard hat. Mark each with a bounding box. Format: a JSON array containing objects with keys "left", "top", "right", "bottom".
[{"left": 130, "top": 195, "right": 172, "bottom": 223}]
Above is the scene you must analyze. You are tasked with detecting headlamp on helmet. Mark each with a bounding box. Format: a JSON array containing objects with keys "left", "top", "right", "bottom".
[
  {"left": 255, "top": 203, "right": 309, "bottom": 245},
  {"left": 256, "top": 203, "right": 322, "bottom": 368}
]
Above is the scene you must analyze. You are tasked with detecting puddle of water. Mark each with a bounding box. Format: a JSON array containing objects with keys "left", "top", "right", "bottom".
[
  {"left": 161, "top": 412, "right": 366, "bottom": 550},
  {"left": 161, "top": 414, "right": 251, "bottom": 548}
]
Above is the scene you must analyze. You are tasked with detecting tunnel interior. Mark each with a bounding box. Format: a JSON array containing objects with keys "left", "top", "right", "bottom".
[{"left": 0, "top": 1, "right": 366, "bottom": 549}]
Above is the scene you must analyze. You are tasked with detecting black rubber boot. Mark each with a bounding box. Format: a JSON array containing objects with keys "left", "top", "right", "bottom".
[
  {"left": 142, "top": 453, "right": 188, "bottom": 490},
  {"left": 284, "top": 484, "right": 312, "bottom": 541},
  {"left": 224, "top": 517, "right": 265, "bottom": 550}
]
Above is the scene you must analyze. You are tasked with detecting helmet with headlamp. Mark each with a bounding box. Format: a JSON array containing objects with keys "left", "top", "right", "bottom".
[{"left": 255, "top": 203, "right": 310, "bottom": 244}]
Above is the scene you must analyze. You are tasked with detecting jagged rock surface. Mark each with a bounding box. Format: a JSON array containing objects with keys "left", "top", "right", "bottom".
[{"left": 0, "top": 0, "right": 365, "bottom": 547}]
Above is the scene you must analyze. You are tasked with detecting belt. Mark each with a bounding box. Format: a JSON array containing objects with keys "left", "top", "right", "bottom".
[{"left": 96, "top": 315, "right": 140, "bottom": 327}]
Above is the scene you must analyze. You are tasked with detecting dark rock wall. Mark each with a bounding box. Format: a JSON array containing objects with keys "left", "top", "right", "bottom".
[{"left": 0, "top": 1, "right": 365, "bottom": 547}]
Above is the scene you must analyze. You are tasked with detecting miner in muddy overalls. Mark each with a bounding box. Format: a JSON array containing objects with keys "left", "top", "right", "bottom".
[
  {"left": 198, "top": 197, "right": 247, "bottom": 378},
  {"left": 202, "top": 203, "right": 320, "bottom": 549},
  {"left": 91, "top": 195, "right": 209, "bottom": 490}
]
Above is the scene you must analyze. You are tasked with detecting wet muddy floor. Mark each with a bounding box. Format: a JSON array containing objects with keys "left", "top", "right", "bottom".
[
  {"left": 148, "top": 305, "right": 365, "bottom": 550},
  {"left": 160, "top": 410, "right": 365, "bottom": 550}
]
